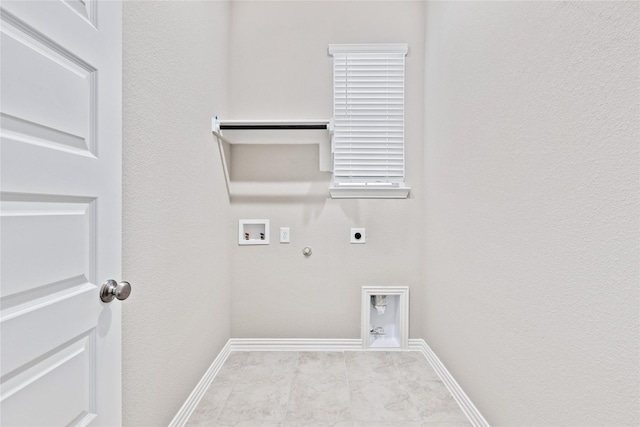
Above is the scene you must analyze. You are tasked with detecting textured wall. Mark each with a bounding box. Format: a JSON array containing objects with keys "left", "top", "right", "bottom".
[
  {"left": 122, "top": 2, "right": 231, "bottom": 425},
  {"left": 227, "top": 1, "right": 425, "bottom": 340},
  {"left": 423, "top": 1, "right": 639, "bottom": 425}
]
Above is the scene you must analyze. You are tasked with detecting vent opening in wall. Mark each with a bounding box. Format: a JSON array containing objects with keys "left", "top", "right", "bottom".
[
  {"left": 238, "top": 219, "right": 269, "bottom": 245},
  {"left": 362, "top": 286, "right": 408, "bottom": 349}
]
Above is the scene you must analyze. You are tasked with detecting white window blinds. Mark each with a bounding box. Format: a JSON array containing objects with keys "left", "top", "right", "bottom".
[{"left": 329, "top": 44, "right": 408, "bottom": 186}]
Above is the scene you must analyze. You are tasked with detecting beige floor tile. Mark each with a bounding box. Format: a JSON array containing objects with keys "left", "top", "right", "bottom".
[
  {"left": 186, "top": 351, "right": 473, "bottom": 427},
  {"left": 422, "top": 412, "right": 472, "bottom": 427},
  {"left": 294, "top": 352, "right": 348, "bottom": 382},
  {"left": 404, "top": 379, "right": 470, "bottom": 425},
  {"left": 237, "top": 351, "right": 298, "bottom": 383},
  {"left": 215, "top": 423, "right": 283, "bottom": 427},
  {"left": 391, "top": 351, "right": 440, "bottom": 383},
  {"left": 215, "top": 352, "right": 249, "bottom": 382},
  {"left": 283, "top": 422, "right": 353, "bottom": 427},
  {"left": 284, "top": 422, "right": 353, "bottom": 427},
  {"left": 353, "top": 422, "right": 422, "bottom": 427},
  {"left": 284, "top": 379, "right": 352, "bottom": 424},
  {"left": 344, "top": 352, "right": 402, "bottom": 382},
  {"left": 186, "top": 378, "right": 234, "bottom": 426},
  {"left": 216, "top": 377, "right": 292, "bottom": 425},
  {"left": 349, "top": 379, "right": 421, "bottom": 423}
]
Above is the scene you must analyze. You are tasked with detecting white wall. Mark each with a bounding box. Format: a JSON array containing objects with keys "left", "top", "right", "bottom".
[
  {"left": 122, "top": 2, "right": 232, "bottom": 425},
  {"left": 227, "top": 1, "right": 425, "bottom": 340},
  {"left": 120, "top": 2, "right": 639, "bottom": 425},
  {"left": 423, "top": 2, "right": 639, "bottom": 425}
]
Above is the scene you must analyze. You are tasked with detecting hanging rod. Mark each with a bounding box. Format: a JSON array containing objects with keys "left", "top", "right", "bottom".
[
  {"left": 214, "top": 118, "right": 331, "bottom": 132},
  {"left": 221, "top": 123, "right": 328, "bottom": 130},
  {"left": 221, "top": 124, "right": 327, "bottom": 130}
]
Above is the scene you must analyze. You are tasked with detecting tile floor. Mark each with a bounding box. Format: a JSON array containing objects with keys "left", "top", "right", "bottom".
[{"left": 186, "top": 351, "right": 471, "bottom": 427}]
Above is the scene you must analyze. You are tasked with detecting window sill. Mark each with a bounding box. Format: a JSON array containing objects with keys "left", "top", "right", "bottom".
[{"left": 329, "top": 186, "right": 411, "bottom": 199}]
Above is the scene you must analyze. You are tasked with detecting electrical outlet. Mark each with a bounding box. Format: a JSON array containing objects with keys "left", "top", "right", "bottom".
[
  {"left": 350, "top": 228, "right": 365, "bottom": 244},
  {"left": 280, "top": 227, "right": 290, "bottom": 243}
]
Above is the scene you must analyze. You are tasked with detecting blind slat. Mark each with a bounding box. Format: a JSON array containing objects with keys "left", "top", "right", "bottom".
[{"left": 333, "top": 48, "right": 406, "bottom": 184}]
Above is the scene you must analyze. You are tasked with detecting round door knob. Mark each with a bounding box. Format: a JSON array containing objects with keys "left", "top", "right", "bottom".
[{"left": 100, "top": 279, "right": 132, "bottom": 303}]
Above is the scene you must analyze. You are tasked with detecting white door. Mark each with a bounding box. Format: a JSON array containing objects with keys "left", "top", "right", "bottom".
[{"left": 0, "top": 1, "right": 123, "bottom": 425}]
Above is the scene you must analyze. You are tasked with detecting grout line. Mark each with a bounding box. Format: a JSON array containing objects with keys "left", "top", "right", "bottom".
[
  {"left": 211, "top": 385, "right": 233, "bottom": 426},
  {"left": 389, "top": 351, "right": 425, "bottom": 424},
  {"left": 210, "top": 352, "right": 244, "bottom": 425},
  {"left": 342, "top": 351, "right": 355, "bottom": 424},
  {"left": 281, "top": 351, "right": 299, "bottom": 424}
]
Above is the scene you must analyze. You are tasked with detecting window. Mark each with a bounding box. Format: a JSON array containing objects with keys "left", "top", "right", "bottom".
[{"left": 328, "top": 44, "right": 410, "bottom": 199}]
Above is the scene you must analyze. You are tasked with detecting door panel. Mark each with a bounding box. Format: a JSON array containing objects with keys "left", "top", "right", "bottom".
[
  {"left": 0, "top": 1, "right": 122, "bottom": 425},
  {"left": 1, "top": 331, "right": 96, "bottom": 426},
  {"left": 0, "top": 23, "right": 96, "bottom": 152},
  {"left": 1, "top": 197, "right": 94, "bottom": 296}
]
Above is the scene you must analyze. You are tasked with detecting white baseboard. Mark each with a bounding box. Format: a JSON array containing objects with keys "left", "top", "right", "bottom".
[
  {"left": 229, "top": 338, "right": 363, "bottom": 351},
  {"left": 168, "top": 340, "right": 232, "bottom": 427},
  {"left": 410, "top": 339, "right": 490, "bottom": 427},
  {"left": 169, "top": 338, "right": 489, "bottom": 427}
]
